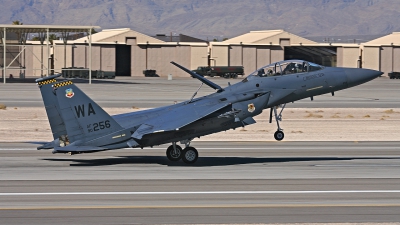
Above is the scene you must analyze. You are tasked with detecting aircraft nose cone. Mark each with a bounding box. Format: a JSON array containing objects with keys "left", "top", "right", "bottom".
[{"left": 345, "top": 68, "right": 383, "bottom": 87}]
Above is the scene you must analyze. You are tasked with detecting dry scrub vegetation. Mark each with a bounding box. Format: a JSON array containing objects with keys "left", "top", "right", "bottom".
[
  {"left": 331, "top": 114, "right": 340, "bottom": 118},
  {"left": 291, "top": 130, "right": 303, "bottom": 133},
  {"left": 305, "top": 113, "right": 323, "bottom": 118},
  {"left": 383, "top": 109, "right": 398, "bottom": 114}
]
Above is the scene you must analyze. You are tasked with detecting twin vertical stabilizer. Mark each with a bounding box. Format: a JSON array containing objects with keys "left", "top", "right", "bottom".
[{"left": 36, "top": 76, "right": 124, "bottom": 151}]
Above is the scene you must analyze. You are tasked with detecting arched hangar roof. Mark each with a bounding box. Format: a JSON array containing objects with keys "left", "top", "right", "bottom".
[
  {"left": 73, "top": 28, "right": 165, "bottom": 44},
  {"left": 364, "top": 32, "right": 400, "bottom": 46},
  {"left": 222, "top": 29, "right": 317, "bottom": 45}
]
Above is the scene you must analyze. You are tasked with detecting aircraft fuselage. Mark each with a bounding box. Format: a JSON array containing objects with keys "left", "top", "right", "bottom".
[{"left": 110, "top": 65, "right": 381, "bottom": 148}]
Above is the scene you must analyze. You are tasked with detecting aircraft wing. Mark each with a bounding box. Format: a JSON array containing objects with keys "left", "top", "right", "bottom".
[{"left": 132, "top": 101, "right": 230, "bottom": 139}]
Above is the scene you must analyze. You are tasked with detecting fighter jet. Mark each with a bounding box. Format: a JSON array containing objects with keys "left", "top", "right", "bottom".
[{"left": 35, "top": 59, "right": 382, "bottom": 164}]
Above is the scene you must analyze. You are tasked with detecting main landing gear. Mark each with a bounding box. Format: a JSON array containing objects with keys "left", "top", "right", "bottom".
[
  {"left": 166, "top": 141, "right": 198, "bottom": 164},
  {"left": 270, "top": 103, "right": 286, "bottom": 141},
  {"left": 166, "top": 143, "right": 182, "bottom": 161}
]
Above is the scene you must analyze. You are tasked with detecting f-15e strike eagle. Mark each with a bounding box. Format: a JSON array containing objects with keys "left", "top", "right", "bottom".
[{"left": 36, "top": 60, "right": 382, "bottom": 164}]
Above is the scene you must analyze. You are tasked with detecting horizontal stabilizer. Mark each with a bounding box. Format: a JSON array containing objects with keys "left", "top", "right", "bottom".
[
  {"left": 170, "top": 61, "right": 223, "bottom": 92},
  {"left": 37, "top": 140, "right": 59, "bottom": 150},
  {"left": 53, "top": 145, "right": 107, "bottom": 153}
]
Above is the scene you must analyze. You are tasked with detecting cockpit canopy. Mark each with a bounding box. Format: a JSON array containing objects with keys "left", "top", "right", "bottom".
[{"left": 249, "top": 60, "right": 324, "bottom": 78}]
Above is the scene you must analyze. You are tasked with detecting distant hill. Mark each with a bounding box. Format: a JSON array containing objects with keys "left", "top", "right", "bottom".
[{"left": 1, "top": 0, "right": 398, "bottom": 40}]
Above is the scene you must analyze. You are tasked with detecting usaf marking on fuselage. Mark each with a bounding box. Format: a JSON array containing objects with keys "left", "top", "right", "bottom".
[
  {"left": 35, "top": 59, "right": 382, "bottom": 164},
  {"left": 303, "top": 73, "right": 324, "bottom": 81}
]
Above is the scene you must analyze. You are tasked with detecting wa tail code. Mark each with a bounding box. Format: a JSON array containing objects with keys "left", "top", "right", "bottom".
[{"left": 74, "top": 103, "right": 96, "bottom": 118}]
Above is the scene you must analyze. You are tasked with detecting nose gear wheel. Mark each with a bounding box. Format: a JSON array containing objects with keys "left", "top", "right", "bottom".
[{"left": 274, "top": 130, "right": 284, "bottom": 141}]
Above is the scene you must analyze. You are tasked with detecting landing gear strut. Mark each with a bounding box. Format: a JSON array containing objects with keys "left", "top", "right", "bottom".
[
  {"left": 166, "top": 141, "right": 199, "bottom": 164},
  {"left": 270, "top": 103, "right": 286, "bottom": 141}
]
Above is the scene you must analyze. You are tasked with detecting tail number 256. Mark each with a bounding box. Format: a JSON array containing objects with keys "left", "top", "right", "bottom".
[{"left": 87, "top": 120, "right": 111, "bottom": 133}]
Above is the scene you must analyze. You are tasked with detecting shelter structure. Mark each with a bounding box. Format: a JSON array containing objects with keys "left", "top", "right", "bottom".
[
  {"left": 55, "top": 28, "right": 209, "bottom": 77},
  {"left": 57, "top": 28, "right": 369, "bottom": 78},
  {"left": 362, "top": 32, "right": 400, "bottom": 75},
  {"left": 0, "top": 24, "right": 100, "bottom": 83},
  {"left": 286, "top": 43, "right": 361, "bottom": 68},
  {"left": 212, "top": 30, "right": 363, "bottom": 75},
  {"left": 211, "top": 30, "right": 316, "bottom": 75},
  {"left": 7, "top": 25, "right": 396, "bottom": 80}
]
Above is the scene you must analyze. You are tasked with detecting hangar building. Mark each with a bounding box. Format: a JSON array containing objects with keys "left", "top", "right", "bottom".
[
  {"left": 55, "top": 28, "right": 364, "bottom": 78},
  {"left": 212, "top": 30, "right": 361, "bottom": 75},
  {"left": 53, "top": 28, "right": 209, "bottom": 77},
  {"left": 362, "top": 32, "right": 400, "bottom": 75},
  {"left": 2, "top": 25, "right": 399, "bottom": 82}
]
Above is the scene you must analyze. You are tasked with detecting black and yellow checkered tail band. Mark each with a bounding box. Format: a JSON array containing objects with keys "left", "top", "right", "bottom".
[
  {"left": 53, "top": 80, "right": 74, "bottom": 88},
  {"left": 37, "top": 79, "right": 57, "bottom": 86}
]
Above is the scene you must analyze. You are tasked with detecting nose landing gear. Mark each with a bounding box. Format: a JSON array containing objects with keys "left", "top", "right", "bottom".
[
  {"left": 270, "top": 103, "right": 286, "bottom": 141},
  {"left": 274, "top": 130, "right": 284, "bottom": 141}
]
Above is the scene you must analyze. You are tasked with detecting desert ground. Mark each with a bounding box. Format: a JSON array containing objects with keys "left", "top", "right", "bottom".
[{"left": 1, "top": 106, "right": 399, "bottom": 142}]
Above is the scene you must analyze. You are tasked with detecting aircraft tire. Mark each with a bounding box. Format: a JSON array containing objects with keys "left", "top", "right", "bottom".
[
  {"left": 274, "top": 131, "right": 284, "bottom": 141},
  {"left": 166, "top": 145, "right": 183, "bottom": 161},
  {"left": 182, "top": 147, "right": 198, "bottom": 164}
]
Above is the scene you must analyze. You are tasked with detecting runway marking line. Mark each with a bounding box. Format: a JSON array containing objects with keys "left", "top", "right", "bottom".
[
  {"left": 1, "top": 190, "right": 400, "bottom": 196},
  {"left": 1, "top": 146, "right": 400, "bottom": 151},
  {"left": 0, "top": 204, "right": 400, "bottom": 211}
]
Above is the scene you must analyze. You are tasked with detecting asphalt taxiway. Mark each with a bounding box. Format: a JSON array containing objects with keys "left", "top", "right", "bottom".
[{"left": 0, "top": 141, "right": 399, "bottom": 224}]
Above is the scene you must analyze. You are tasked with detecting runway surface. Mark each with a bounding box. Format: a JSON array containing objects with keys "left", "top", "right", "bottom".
[
  {"left": 0, "top": 141, "right": 399, "bottom": 224},
  {"left": 1, "top": 76, "right": 399, "bottom": 108}
]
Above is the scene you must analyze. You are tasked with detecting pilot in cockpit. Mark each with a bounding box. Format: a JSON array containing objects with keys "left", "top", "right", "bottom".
[
  {"left": 302, "top": 63, "right": 308, "bottom": 72},
  {"left": 257, "top": 68, "right": 265, "bottom": 77},
  {"left": 283, "top": 63, "right": 296, "bottom": 74},
  {"left": 295, "top": 63, "right": 303, "bottom": 73},
  {"left": 267, "top": 69, "right": 273, "bottom": 76}
]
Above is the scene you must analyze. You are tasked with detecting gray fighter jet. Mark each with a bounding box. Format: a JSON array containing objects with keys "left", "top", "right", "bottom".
[{"left": 36, "top": 59, "right": 382, "bottom": 164}]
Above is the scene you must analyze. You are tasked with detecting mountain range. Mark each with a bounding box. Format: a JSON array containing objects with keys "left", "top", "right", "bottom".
[{"left": 1, "top": 0, "right": 399, "bottom": 40}]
